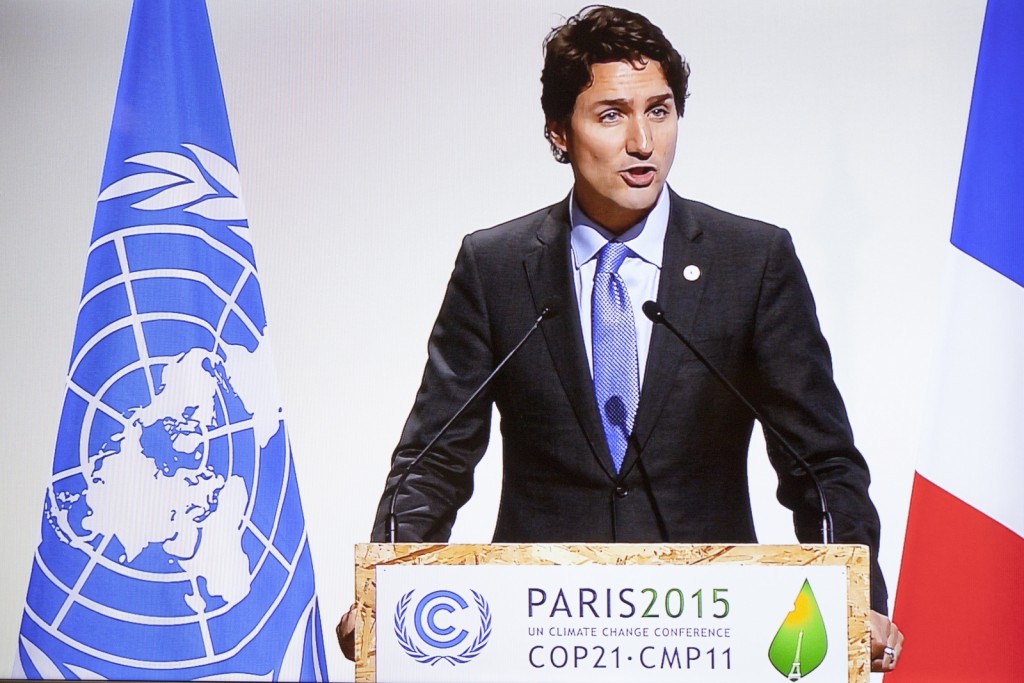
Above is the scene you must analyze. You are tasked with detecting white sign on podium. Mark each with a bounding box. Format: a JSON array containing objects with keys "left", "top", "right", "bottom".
[{"left": 354, "top": 544, "right": 871, "bottom": 683}]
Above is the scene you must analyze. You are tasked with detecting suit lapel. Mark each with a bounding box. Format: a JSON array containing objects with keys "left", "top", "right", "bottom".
[
  {"left": 624, "top": 193, "right": 708, "bottom": 469},
  {"left": 524, "top": 200, "right": 617, "bottom": 480}
]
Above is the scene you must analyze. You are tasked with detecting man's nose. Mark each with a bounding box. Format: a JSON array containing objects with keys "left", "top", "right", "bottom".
[{"left": 626, "top": 117, "right": 653, "bottom": 157}]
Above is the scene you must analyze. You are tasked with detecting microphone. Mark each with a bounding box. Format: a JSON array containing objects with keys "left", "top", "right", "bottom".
[
  {"left": 641, "top": 300, "right": 834, "bottom": 544},
  {"left": 385, "top": 304, "right": 557, "bottom": 542}
]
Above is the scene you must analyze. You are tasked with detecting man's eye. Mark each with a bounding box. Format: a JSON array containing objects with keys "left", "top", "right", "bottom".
[
  {"left": 649, "top": 106, "right": 670, "bottom": 119},
  {"left": 599, "top": 110, "right": 621, "bottom": 123}
]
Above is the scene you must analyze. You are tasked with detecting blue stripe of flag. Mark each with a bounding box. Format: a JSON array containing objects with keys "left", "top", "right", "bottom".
[{"left": 950, "top": 0, "right": 1024, "bottom": 288}]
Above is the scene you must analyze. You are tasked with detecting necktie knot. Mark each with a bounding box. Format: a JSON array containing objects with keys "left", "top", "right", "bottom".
[{"left": 596, "top": 242, "right": 631, "bottom": 274}]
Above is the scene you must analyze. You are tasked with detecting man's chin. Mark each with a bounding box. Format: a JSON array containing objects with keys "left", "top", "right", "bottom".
[
  {"left": 574, "top": 180, "right": 665, "bottom": 230},
  {"left": 614, "top": 184, "right": 664, "bottom": 212}
]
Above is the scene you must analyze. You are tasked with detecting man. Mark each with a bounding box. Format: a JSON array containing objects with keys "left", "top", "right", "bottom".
[{"left": 348, "top": 5, "right": 903, "bottom": 671}]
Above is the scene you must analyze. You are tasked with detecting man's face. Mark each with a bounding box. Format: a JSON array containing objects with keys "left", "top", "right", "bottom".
[{"left": 549, "top": 60, "right": 678, "bottom": 234}]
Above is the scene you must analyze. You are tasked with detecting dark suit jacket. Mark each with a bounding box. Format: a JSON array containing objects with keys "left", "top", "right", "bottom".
[{"left": 372, "top": 190, "right": 888, "bottom": 612}]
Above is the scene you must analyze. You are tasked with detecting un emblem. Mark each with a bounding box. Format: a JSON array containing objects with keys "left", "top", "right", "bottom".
[
  {"left": 17, "top": 143, "right": 324, "bottom": 680},
  {"left": 394, "top": 590, "right": 492, "bottom": 665}
]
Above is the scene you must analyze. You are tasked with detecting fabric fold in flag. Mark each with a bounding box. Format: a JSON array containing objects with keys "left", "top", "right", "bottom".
[{"left": 14, "top": 1, "right": 328, "bottom": 680}]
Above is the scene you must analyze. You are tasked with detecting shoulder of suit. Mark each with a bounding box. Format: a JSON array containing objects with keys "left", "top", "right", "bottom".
[
  {"left": 673, "top": 194, "right": 785, "bottom": 237},
  {"left": 671, "top": 194, "right": 794, "bottom": 254},
  {"left": 461, "top": 199, "right": 568, "bottom": 250}
]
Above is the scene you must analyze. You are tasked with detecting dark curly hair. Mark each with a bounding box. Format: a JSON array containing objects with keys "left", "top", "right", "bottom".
[{"left": 541, "top": 5, "right": 690, "bottom": 163}]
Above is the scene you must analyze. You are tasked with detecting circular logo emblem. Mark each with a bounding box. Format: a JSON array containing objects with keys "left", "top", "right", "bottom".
[{"left": 394, "top": 589, "right": 492, "bottom": 665}]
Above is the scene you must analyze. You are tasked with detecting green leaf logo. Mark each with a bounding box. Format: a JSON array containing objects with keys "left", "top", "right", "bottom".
[{"left": 768, "top": 579, "right": 828, "bottom": 680}]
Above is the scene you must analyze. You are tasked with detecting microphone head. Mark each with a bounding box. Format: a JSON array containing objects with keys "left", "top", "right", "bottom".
[
  {"left": 539, "top": 301, "right": 560, "bottom": 320},
  {"left": 641, "top": 300, "right": 664, "bottom": 323}
]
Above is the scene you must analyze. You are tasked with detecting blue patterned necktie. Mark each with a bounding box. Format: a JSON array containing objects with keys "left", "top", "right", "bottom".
[{"left": 592, "top": 242, "right": 640, "bottom": 472}]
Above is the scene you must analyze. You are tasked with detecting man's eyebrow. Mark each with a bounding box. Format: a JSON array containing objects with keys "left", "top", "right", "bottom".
[
  {"left": 591, "top": 97, "right": 632, "bottom": 108},
  {"left": 590, "top": 92, "right": 675, "bottom": 108},
  {"left": 646, "top": 93, "right": 674, "bottom": 106}
]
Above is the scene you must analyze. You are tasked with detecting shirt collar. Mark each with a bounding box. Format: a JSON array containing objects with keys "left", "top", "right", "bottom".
[{"left": 569, "top": 185, "right": 669, "bottom": 270}]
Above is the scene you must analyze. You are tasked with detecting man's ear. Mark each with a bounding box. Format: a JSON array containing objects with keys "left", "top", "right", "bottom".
[{"left": 546, "top": 120, "right": 569, "bottom": 155}]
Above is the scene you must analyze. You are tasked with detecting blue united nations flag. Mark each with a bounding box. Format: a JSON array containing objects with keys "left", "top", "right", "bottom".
[{"left": 15, "top": 1, "right": 329, "bottom": 679}]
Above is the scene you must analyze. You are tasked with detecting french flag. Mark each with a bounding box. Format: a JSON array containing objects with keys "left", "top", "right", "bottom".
[{"left": 889, "top": 0, "right": 1024, "bottom": 680}]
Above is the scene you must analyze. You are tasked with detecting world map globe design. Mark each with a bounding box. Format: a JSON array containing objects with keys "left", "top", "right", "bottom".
[{"left": 19, "top": 152, "right": 324, "bottom": 680}]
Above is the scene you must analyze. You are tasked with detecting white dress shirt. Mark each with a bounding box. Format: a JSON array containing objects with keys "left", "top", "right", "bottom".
[{"left": 569, "top": 185, "right": 669, "bottom": 388}]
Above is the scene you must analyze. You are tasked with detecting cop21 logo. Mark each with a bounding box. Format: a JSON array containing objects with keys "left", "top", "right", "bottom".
[{"left": 394, "top": 590, "right": 492, "bottom": 665}]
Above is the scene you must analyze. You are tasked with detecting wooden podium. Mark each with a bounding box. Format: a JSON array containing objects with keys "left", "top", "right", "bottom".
[{"left": 353, "top": 543, "right": 870, "bottom": 682}]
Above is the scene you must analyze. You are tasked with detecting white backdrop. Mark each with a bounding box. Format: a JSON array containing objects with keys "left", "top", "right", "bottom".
[{"left": 0, "top": 1, "right": 986, "bottom": 679}]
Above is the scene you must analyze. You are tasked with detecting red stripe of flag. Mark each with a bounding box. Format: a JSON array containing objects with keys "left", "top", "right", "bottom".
[{"left": 889, "top": 474, "right": 1024, "bottom": 682}]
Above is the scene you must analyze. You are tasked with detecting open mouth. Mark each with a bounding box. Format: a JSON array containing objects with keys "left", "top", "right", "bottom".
[{"left": 621, "top": 166, "right": 657, "bottom": 187}]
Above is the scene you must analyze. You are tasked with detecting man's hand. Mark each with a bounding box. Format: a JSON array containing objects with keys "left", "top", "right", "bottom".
[
  {"left": 336, "top": 603, "right": 357, "bottom": 662},
  {"left": 869, "top": 609, "right": 904, "bottom": 672}
]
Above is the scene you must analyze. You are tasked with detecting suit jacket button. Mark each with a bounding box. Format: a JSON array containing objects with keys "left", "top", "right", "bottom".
[{"left": 614, "top": 485, "right": 628, "bottom": 498}]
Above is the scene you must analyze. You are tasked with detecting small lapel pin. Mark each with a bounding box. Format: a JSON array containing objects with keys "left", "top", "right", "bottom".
[{"left": 683, "top": 265, "right": 701, "bottom": 282}]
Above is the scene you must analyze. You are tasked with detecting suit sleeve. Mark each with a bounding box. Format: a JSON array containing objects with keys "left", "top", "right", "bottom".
[
  {"left": 370, "top": 235, "right": 496, "bottom": 542},
  {"left": 750, "top": 228, "right": 889, "bottom": 614}
]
